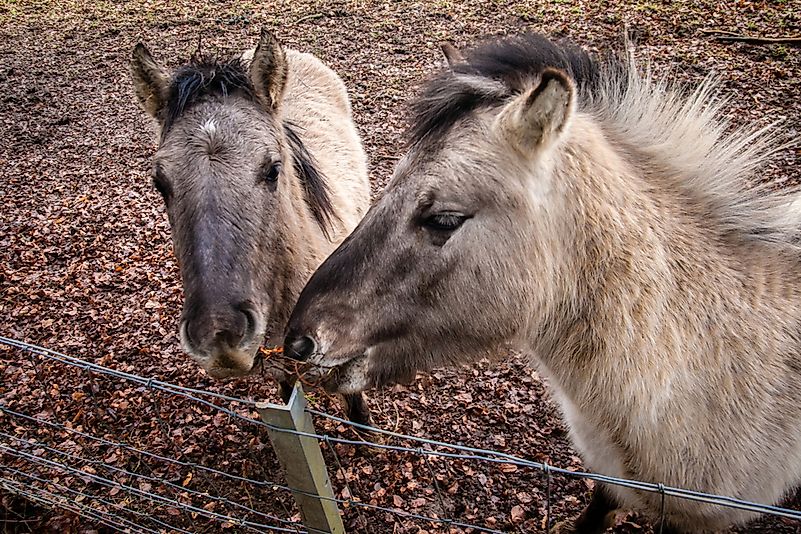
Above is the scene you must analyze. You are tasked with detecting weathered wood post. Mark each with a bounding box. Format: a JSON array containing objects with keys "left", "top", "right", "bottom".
[{"left": 257, "top": 382, "right": 346, "bottom": 534}]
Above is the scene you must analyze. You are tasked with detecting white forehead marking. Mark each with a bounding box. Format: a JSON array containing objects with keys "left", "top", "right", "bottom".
[{"left": 200, "top": 119, "right": 217, "bottom": 137}]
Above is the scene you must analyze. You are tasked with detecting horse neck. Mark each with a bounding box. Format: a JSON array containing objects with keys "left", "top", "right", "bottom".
[{"left": 528, "top": 116, "right": 801, "bottom": 399}]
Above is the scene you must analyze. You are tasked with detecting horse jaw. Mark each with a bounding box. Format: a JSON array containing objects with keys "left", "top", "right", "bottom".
[{"left": 324, "top": 353, "right": 372, "bottom": 394}]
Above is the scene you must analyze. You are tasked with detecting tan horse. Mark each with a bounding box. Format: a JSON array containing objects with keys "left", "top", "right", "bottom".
[
  {"left": 130, "top": 29, "right": 371, "bottom": 423},
  {"left": 284, "top": 34, "right": 801, "bottom": 531}
]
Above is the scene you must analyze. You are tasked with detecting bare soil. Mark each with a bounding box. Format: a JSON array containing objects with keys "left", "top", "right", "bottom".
[{"left": 1, "top": 1, "right": 799, "bottom": 533}]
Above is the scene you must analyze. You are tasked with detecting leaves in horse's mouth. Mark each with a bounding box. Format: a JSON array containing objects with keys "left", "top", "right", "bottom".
[
  {"left": 258, "top": 344, "right": 337, "bottom": 387},
  {"left": 258, "top": 345, "right": 284, "bottom": 359}
]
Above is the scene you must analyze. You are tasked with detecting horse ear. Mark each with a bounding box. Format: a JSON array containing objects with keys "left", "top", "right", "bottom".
[
  {"left": 440, "top": 42, "right": 465, "bottom": 68},
  {"left": 494, "top": 68, "right": 575, "bottom": 154},
  {"left": 250, "top": 29, "right": 288, "bottom": 109},
  {"left": 130, "top": 43, "right": 169, "bottom": 119}
]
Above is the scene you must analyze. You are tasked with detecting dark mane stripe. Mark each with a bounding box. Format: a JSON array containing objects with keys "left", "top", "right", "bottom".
[
  {"left": 409, "top": 34, "right": 606, "bottom": 144},
  {"left": 164, "top": 55, "right": 255, "bottom": 134},
  {"left": 284, "top": 122, "right": 338, "bottom": 239}
]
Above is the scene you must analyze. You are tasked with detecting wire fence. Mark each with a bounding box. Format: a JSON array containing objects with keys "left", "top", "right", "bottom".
[{"left": 1, "top": 335, "right": 801, "bottom": 533}]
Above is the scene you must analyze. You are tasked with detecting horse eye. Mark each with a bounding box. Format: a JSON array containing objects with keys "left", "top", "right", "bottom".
[
  {"left": 261, "top": 161, "right": 282, "bottom": 183},
  {"left": 423, "top": 212, "right": 468, "bottom": 232}
]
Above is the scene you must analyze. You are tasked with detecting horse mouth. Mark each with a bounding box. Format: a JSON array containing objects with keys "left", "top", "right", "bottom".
[
  {"left": 251, "top": 345, "right": 342, "bottom": 386},
  {"left": 199, "top": 346, "right": 273, "bottom": 381},
  {"left": 251, "top": 344, "right": 408, "bottom": 394},
  {"left": 250, "top": 347, "right": 292, "bottom": 378},
  {"left": 205, "top": 365, "right": 253, "bottom": 380},
  {"left": 320, "top": 350, "right": 416, "bottom": 394},
  {"left": 319, "top": 354, "right": 372, "bottom": 394}
]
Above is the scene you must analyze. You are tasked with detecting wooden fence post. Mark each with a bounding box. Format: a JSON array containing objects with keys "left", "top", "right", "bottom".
[{"left": 257, "top": 382, "right": 346, "bottom": 534}]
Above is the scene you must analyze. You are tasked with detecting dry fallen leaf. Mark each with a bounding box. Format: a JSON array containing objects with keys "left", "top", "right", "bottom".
[
  {"left": 499, "top": 463, "right": 518, "bottom": 473},
  {"left": 510, "top": 504, "right": 525, "bottom": 523}
]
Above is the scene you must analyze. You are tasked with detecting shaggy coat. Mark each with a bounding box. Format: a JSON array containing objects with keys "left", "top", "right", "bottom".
[{"left": 284, "top": 34, "right": 801, "bottom": 532}]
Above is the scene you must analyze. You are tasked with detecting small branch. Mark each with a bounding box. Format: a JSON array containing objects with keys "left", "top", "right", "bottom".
[
  {"left": 701, "top": 29, "right": 801, "bottom": 46},
  {"left": 716, "top": 36, "right": 801, "bottom": 46},
  {"left": 294, "top": 13, "right": 325, "bottom": 25},
  {"left": 699, "top": 29, "right": 741, "bottom": 36}
]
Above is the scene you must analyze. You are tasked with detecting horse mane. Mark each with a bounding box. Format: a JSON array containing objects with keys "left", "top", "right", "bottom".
[
  {"left": 163, "top": 55, "right": 337, "bottom": 238},
  {"left": 410, "top": 33, "right": 799, "bottom": 248},
  {"left": 409, "top": 34, "right": 603, "bottom": 144},
  {"left": 284, "top": 122, "right": 337, "bottom": 239}
]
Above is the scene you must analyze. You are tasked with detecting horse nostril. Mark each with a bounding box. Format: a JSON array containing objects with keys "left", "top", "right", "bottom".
[
  {"left": 240, "top": 305, "right": 257, "bottom": 340},
  {"left": 211, "top": 309, "right": 251, "bottom": 350},
  {"left": 214, "top": 304, "right": 258, "bottom": 349},
  {"left": 183, "top": 302, "right": 257, "bottom": 354},
  {"left": 284, "top": 335, "right": 316, "bottom": 361}
]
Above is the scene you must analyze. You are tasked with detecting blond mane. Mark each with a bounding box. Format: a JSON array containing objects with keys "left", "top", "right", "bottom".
[{"left": 590, "top": 56, "right": 799, "bottom": 247}]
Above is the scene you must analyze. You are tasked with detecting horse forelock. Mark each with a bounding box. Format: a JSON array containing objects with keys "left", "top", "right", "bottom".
[
  {"left": 158, "top": 54, "right": 338, "bottom": 240},
  {"left": 162, "top": 55, "right": 255, "bottom": 136}
]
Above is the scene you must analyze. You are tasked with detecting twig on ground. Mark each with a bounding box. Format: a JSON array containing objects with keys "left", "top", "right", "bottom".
[
  {"left": 699, "top": 29, "right": 741, "bottom": 36},
  {"left": 715, "top": 36, "right": 801, "bottom": 45},
  {"left": 294, "top": 13, "right": 326, "bottom": 25},
  {"left": 701, "top": 30, "right": 801, "bottom": 46},
  {"left": 391, "top": 400, "right": 400, "bottom": 433}
]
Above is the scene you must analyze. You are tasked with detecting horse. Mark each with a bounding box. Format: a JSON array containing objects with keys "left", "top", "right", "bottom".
[
  {"left": 129, "top": 29, "right": 372, "bottom": 425},
  {"left": 283, "top": 34, "right": 801, "bottom": 532}
]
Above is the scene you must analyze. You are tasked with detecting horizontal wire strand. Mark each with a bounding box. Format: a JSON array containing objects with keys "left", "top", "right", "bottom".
[
  {"left": 0, "top": 430, "right": 302, "bottom": 530},
  {"left": 0, "top": 444, "right": 306, "bottom": 533},
  {"left": 0, "top": 405, "right": 282, "bottom": 488},
  {"left": 0, "top": 405, "right": 505, "bottom": 533},
  {"left": 0, "top": 473, "right": 163, "bottom": 534},
  {"left": 1, "top": 465, "right": 194, "bottom": 534},
  {"left": 3, "top": 336, "right": 801, "bottom": 523}
]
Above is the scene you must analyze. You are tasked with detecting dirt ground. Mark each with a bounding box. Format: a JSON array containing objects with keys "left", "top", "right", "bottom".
[{"left": 1, "top": 0, "right": 800, "bottom": 533}]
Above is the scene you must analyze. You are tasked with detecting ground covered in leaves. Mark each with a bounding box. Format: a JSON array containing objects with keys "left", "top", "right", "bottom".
[{"left": 1, "top": 0, "right": 799, "bottom": 533}]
